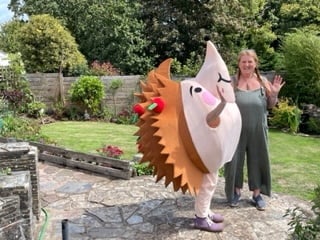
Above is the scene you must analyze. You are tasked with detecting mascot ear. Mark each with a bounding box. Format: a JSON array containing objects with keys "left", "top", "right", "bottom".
[{"left": 194, "top": 41, "right": 235, "bottom": 102}]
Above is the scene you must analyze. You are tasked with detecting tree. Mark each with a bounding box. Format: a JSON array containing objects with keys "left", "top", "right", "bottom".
[
  {"left": 277, "top": 0, "right": 320, "bottom": 34},
  {"left": 280, "top": 30, "right": 320, "bottom": 106},
  {"left": 9, "top": 0, "right": 152, "bottom": 75},
  {"left": 261, "top": 0, "right": 320, "bottom": 50},
  {"left": 17, "top": 14, "right": 86, "bottom": 73},
  {"left": 138, "top": 0, "right": 248, "bottom": 71},
  {"left": 0, "top": 20, "right": 24, "bottom": 53},
  {"left": 238, "top": 0, "right": 279, "bottom": 71}
]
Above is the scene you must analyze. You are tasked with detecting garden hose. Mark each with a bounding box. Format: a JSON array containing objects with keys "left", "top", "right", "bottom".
[{"left": 38, "top": 208, "right": 49, "bottom": 240}]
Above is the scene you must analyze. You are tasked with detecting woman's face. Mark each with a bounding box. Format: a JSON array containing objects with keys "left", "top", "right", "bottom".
[{"left": 238, "top": 54, "right": 256, "bottom": 76}]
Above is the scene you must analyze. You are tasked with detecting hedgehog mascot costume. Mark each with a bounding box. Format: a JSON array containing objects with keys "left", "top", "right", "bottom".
[{"left": 133, "top": 40, "right": 242, "bottom": 232}]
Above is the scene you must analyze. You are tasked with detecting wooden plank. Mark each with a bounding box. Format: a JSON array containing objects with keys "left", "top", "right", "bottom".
[
  {"left": 0, "top": 137, "right": 132, "bottom": 179},
  {"left": 39, "top": 153, "right": 132, "bottom": 180},
  {"left": 30, "top": 141, "right": 130, "bottom": 169}
]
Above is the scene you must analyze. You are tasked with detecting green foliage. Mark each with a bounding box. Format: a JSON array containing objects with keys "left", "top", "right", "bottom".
[
  {"left": 0, "top": 114, "right": 42, "bottom": 141},
  {"left": 17, "top": 14, "right": 87, "bottom": 73},
  {"left": 244, "top": 23, "right": 278, "bottom": 71},
  {"left": 89, "top": 61, "right": 120, "bottom": 76},
  {"left": 110, "top": 108, "right": 137, "bottom": 125},
  {"left": 305, "top": 117, "right": 320, "bottom": 135},
  {"left": 269, "top": 98, "right": 302, "bottom": 133},
  {"left": 0, "top": 53, "right": 34, "bottom": 114},
  {"left": 0, "top": 167, "right": 12, "bottom": 175},
  {"left": 63, "top": 51, "right": 88, "bottom": 76},
  {"left": 25, "top": 101, "right": 46, "bottom": 118},
  {"left": 278, "top": 1, "right": 320, "bottom": 35},
  {"left": 280, "top": 30, "right": 320, "bottom": 106},
  {"left": 285, "top": 185, "right": 320, "bottom": 240},
  {"left": 139, "top": 0, "right": 247, "bottom": 69},
  {"left": 63, "top": 62, "right": 90, "bottom": 77},
  {"left": 69, "top": 75, "right": 105, "bottom": 115},
  {"left": 108, "top": 79, "right": 123, "bottom": 93},
  {"left": 132, "top": 162, "right": 153, "bottom": 176},
  {"left": 108, "top": 79, "right": 123, "bottom": 116},
  {"left": 0, "top": 20, "right": 24, "bottom": 53},
  {"left": 13, "top": 0, "right": 152, "bottom": 74},
  {"left": 171, "top": 53, "right": 203, "bottom": 77}
]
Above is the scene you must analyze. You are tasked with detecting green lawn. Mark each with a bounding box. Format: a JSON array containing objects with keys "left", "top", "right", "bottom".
[
  {"left": 40, "top": 121, "right": 138, "bottom": 160},
  {"left": 40, "top": 121, "right": 320, "bottom": 201}
]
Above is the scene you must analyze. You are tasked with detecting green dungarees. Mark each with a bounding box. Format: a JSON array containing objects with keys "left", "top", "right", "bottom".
[{"left": 224, "top": 86, "right": 271, "bottom": 202}]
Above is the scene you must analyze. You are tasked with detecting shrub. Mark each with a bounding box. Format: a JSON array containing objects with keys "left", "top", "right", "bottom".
[
  {"left": 132, "top": 162, "right": 153, "bottom": 176},
  {"left": 305, "top": 117, "right": 320, "bottom": 135},
  {"left": 0, "top": 114, "right": 43, "bottom": 141},
  {"left": 69, "top": 75, "right": 105, "bottom": 115},
  {"left": 25, "top": 101, "right": 46, "bottom": 118},
  {"left": 170, "top": 53, "right": 202, "bottom": 77},
  {"left": 110, "top": 108, "right": 137, "bottom": 125},
  {"left": 285, "top": 185, "right": 320, "bottom": 240},
  {"left": 269, "top": 98, "right": 302, "bottom": 133},
  {"left": 107, "top": 78, "right": 123, "bottom": 116},
  {"left": 90, "top": 61, "right": 120, "bottom": 76},
  {"left": 280, "top": 30, "right": 320, "bottom": 106}
]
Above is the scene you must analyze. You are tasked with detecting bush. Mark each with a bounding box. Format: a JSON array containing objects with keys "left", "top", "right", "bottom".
[
  {"left": 0, "top": 114, "right": 43, "bottom": 141},
  {"left": 25, "top": 101, "right": 46, "bottom": 118},
  {"left": 69, "top": 75, "right": 105, "bottom": 115},
  {"left": 280, "top": 30, "right": 320, "bottom": 106},
  {"left": 305, "top": 117, "right": 320, "bottom": 135},
  {"left": 90, "top": 61, "right": 120, "bottom": 76},
  {"left": 107, "top": 78, "right": 123, "bottom": 116},
  {"left": 285, "top": 185, "right": 320, "bottom": 240},
  {"left": 269, "top": 98, "right": 302, "bottom": 134},
  {"left": 132, "top": 162, "right": 153, "bottom": 176}
]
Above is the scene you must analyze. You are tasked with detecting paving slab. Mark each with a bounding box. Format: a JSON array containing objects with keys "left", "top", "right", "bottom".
[{"left": 35, "top": 161, "right": 313, "bottom": 240}]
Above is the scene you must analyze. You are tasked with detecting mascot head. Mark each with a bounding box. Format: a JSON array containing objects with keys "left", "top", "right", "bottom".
[{"left": 133, "top": 41, "right": 241, "bottom": 195}]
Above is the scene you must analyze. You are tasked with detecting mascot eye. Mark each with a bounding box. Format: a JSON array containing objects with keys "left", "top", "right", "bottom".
[
  {"left": 189, "top": 86, "right": 202, "bottom": 96},
  {"left": 194, "top": 87, "right": 202, "bottom": 93},
  {"left": 218, "top": 73, "right": 231, "bottom": 83}
]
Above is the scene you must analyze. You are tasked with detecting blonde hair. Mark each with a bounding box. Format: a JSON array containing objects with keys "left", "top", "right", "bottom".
[{"left": 236, "top": 49, "right": 271, "bottom": 94}]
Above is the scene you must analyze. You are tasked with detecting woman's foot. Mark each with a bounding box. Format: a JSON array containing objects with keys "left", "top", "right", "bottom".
[
  {"left": 194, "top": 216, "right": 224, "bottom": 232},
  {"left": 230, "top": 192, "right": 241, "bottom": 207},
  {"left": 208, "top": 213, "right": 224, "bottom": 223},
  {"left": 252, "top": 194, "right": 266, "bottom": 211}
]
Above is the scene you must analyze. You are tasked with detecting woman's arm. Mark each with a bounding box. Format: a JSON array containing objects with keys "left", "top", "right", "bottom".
[{"left": 267, "top": 75, "right": 285, "bottom": 109}]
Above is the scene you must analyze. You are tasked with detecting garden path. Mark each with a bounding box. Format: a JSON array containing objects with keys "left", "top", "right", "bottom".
[{"left": 35, "top": 161, "right": 313, "bottom": 240}]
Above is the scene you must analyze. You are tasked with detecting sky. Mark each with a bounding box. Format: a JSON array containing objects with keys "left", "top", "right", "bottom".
[{"left": 0, "top": 0, "right": 14, "bottom": 24}]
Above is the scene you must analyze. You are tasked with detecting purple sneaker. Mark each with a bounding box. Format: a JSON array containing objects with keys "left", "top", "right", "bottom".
[
  {"left": 194, "top": 216, "right": 224, "bottom": 232},
  {"left": 208, "top": 213, "right": 224, "bottom": 223}
]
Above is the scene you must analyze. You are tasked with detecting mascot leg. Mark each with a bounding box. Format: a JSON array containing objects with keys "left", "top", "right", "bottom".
[{"left": 194, "top": 171, "right": 224, "bottom": 232}]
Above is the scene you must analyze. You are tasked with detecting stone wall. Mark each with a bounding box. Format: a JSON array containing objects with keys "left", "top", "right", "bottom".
[
  {"left": 0, "top": 196, "right": 23, "bottom": 240},
  {"left": 0, "top": 142, "right": 40, "bottom": 220},
  {"left": 0, "top": 171, "right": 34, "bottom": 240},
  {"left": 0, "top": 142, "right": 40, "bottom": 240}
]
